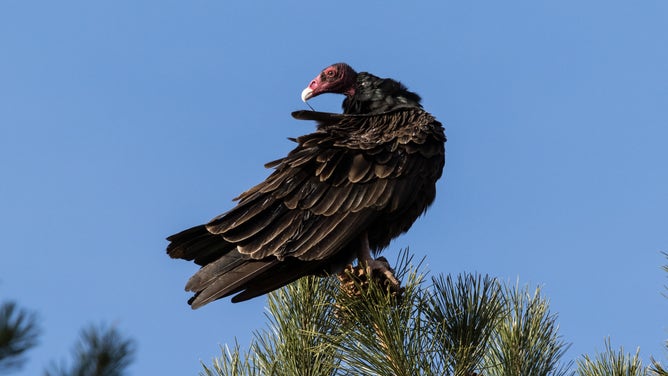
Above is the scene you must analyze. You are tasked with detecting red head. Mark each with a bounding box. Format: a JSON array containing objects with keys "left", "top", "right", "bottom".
[{"left": 301, "top": 63, "right": 358, "bottom": 102}]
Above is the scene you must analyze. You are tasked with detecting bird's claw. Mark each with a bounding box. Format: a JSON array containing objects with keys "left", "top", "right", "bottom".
[
  {"left": 363, "top": 257, "right": 401, "bottom": 289},
  {"left": 337, "top": 257, "right": 403, "bottom": 299}
]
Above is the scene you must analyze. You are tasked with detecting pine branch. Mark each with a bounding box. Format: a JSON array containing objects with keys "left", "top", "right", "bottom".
[
  {"left": 651, "top": 359, "right": 668, "bottom": 376},
  {"left": 0, "top": 301, "right": 40, "bottom": 373},
  {"left": 329, "top": 249, "right": 436, "bottom": 376},
  {"left": 484, "top": 283, "right": 572, "bottom": 376},
  {"left": 576, "top": 338, "right": 647, "bottom": 376},
  {"left": 203, "top": 275, "right": 342, "bottom": 376},
  {"left": 200, "top": 342, "right": 257, "bottom": 376},
  {"left": 426, "top": 273, "right": 505, "bottom": 376},
  {"left": 204, "top": 249, "right": 574, "bottom": 376},
  {"left": 44, "top": 323, "right": 135, "bottom": 376},
  {"left": 253, "top": 275, "right": 341, "bottom": 376}
]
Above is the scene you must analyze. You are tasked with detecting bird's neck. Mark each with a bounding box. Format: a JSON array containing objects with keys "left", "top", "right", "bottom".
[{"left": 342, "top": 72, "right": 422, "bottom": 115}]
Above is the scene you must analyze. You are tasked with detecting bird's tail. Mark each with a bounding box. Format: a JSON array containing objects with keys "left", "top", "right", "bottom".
[
  {"left": 167, "top": 225, "right": 234, "bottom": 266},
  {"left": 167, "top": 225, "right": 287, "bottom": 308}
]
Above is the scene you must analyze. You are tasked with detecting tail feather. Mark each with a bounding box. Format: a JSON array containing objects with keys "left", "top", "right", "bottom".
[
  {"left": 229, "top": 260, "right": 313, "bottom": 303},
  {"left": 168, "top": 224, "right": 303, "bottom": 308},
  {"left": 184, "top": 249, "right": 249, "bottom": 292},
  {"left": 187, "top": 259, "right": 279, "bottom": 308},
  {"left": 167, "top": 225, "right": 234, "bottom": 266}
]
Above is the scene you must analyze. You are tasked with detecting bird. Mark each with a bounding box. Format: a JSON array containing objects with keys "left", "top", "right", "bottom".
[{"left": 167, "top": 63, "right": 446, "bottom": 308}]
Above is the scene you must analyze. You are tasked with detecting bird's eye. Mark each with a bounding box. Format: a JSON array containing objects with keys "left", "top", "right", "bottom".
[{"left": 326, "top": 70, "right": 335, "bottom": 77}]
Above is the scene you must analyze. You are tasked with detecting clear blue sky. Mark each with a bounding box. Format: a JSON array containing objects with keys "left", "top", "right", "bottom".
[{"left": 1, "top": 1, "right": 666, "bottom": 374}]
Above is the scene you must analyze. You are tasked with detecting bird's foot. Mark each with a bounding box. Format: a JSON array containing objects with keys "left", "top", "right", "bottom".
[
  {"left": 363, "top": 257, "right": 401, "bottom": 290},
  {"left": 337, "top": 257, "right": 403, "bottom": 299}
]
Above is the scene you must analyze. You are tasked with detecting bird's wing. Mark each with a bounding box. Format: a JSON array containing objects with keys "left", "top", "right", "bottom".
[{"left": 204, "top": 108, "right": 443, "bottom": 262}]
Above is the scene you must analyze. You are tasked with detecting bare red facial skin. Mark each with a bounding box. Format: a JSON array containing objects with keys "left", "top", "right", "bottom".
[{"left": 304, "top": 63, "right": 357, "bottom": 100}]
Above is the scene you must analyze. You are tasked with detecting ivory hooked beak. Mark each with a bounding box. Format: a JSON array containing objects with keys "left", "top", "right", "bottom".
[{"left": 301, "top": 87, "right": 314, "bottom": 102}]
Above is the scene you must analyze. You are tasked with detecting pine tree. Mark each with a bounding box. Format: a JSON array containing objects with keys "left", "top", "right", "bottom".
[
  {"left": 202, "top": 250, "right": 572, "bottom": 376},
  {"left": 0, "top": 296, "right": 135, "bottom": 376},
  {"left": 44, "top": 323, "right": 136, "bottom": 376},
  {"left": 577, "top": 338, "right": 646, "bottom": 376},
  {"left": 0, "top": 301, "right": 40, "bottom": 373}
]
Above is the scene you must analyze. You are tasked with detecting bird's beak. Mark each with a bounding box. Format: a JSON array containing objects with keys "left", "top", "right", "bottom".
[{"left": 301, "top": 87, "right": 314, "bottom": 102}]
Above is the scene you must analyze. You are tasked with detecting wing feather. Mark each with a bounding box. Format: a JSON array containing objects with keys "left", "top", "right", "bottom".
[
  {"left": 237, "top": 210, "right": 303, "bottom": 258},
  {"left": 299, "top": 181, "right": 330, "bottom": 209},
  {"left": 289, "top": 212, "right": 370, "bottom": 260},
  {"left": 339, "top": 183, "right": 365, "bottom": 213},
  {"left": 350, "top": 183, "right": 373, "bottom": 212},
  {"left": 220, "top": 203, "right": 285, "bottom": 243},
  {"left": 316, "top": 152, "right": 345, "bottom": 181},
  {"left": 321, "top": 184, "right": 354, "bottom": 216},
  {"left": 348, "top": 154, "right": 371, "bottom": 183}
]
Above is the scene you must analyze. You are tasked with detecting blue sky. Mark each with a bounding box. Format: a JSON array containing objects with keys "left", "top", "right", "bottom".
[{"left": 1, "top": 1, "right": 666, "bottom": 374}]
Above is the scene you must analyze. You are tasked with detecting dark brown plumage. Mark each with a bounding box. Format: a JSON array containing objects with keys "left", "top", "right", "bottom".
[{"left": 167, "top": 63, "right": 446, "bottom": 308}]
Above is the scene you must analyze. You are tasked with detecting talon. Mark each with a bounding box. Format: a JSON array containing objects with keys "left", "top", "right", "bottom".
[
  {"left": 336, "top": 231, "right": 404, "bottom": 299},
  {"left": 365, "top": 257, "right": 400, "bottom": 289}
]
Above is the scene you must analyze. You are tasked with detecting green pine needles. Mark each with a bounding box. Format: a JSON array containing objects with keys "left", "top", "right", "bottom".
[
  {"left": 202, "top": 250, "right": 668, "bottom": 376},
  {"left": 201, "top": 250, "right": 572, "bottom": 376},
  {"left": 577, "top": 338, "right": 645, "bottom": 376}
]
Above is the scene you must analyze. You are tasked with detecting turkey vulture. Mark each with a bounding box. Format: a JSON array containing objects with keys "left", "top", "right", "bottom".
[{"left": 167, "top": 63, "right": 446, "bottom": 308}]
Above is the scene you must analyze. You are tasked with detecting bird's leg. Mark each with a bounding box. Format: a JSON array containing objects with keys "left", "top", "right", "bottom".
[
  {"left": 336, "top": 232, "right": 403, "bottom": 299},
  {"left": 356, "top": 231, "right": 373, "bottom": 265},
  {"left": 357, "top": 232, "right": 400, "bottom": 289}
]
